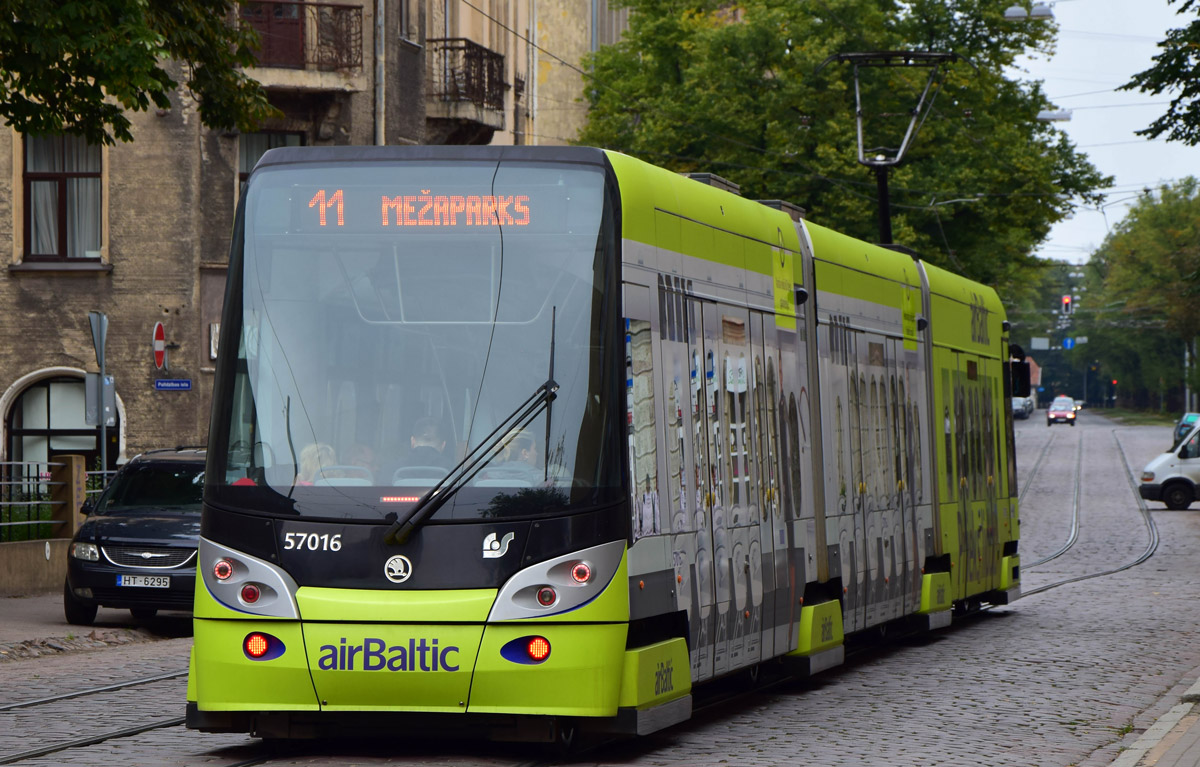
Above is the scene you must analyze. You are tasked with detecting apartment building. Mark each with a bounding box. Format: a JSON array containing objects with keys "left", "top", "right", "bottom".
[{"left": 0, "top": 0, "right": 625, "bottom": 472}]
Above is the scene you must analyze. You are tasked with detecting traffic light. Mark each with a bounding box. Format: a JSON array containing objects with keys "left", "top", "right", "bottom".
[
  {"left": 1112, "top": 379, "right": 1118, "bottom": 386},
  {"left": 1061, "top": 294, "right": 1073, "bottom": 314}
]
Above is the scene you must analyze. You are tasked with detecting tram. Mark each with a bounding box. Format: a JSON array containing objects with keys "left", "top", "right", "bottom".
[{"left": 187, "top": 146, "right": 1026, "bottom": 742}]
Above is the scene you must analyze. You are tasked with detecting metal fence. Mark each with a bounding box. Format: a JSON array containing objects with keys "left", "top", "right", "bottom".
[
  {"left": 0, "top": 461, "right": 64, "bottom": 542},
  {"left": 0, "top": 461, "right": 111, "bottom": 543},
  {"left": 428, "top": 38, "right": 506, "bottom": 111},
  {"left": 241, "top": 0, "right": 363, "bottom": 71}
]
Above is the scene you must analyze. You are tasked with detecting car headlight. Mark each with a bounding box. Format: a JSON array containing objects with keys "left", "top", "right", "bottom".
[
  {"left": 1067, "top": 412, "right": 1075, "bottom": 418},
  {"left": 70, "top": 542, "right": 99, "bottom": 561},
  {"left": 1142, "top": 471, "right": 1155, "bottom": 482}
]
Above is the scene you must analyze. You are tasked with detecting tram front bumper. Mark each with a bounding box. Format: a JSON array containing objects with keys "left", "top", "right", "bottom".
[{"left": 190, "top": 618, "right": 627, "bottom": 720}]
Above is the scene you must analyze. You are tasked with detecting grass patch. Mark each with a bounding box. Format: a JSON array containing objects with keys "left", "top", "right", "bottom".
[{"left": 1091, "top": 407, "right": 1178, "bottom": 426}]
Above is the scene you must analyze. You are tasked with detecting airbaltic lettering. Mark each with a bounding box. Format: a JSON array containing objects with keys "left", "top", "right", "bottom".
[
  {"left": 381, "top": 191, "right": 530, "bottom": 227},
  {"left": 317, "top": 637, "right": 460, "bottom": 672}
]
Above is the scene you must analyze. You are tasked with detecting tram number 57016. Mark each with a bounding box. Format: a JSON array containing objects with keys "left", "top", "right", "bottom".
[{"left": 283, "top": 532, "right": 343, "bottom": 552}]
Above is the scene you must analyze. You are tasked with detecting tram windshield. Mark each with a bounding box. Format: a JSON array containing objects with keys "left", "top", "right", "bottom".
[{"left": 207, "top": 157, "right": 623, "bottom": 522}]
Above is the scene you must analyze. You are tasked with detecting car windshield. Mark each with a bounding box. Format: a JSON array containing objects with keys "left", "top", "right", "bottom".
[
  {"left": 1052, "top": 399, "right": 1073, "bottom": 409},
  {"left": 96, "top": 463, "right": 206, "bottom": 513}
]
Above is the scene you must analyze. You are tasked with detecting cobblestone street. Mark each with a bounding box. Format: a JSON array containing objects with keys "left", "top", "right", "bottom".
[{"left": 1, "top": 415, "right": 1197, "bottom": 766}]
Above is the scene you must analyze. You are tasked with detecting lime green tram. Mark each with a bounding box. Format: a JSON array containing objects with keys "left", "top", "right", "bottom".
[{"left": 187, "top": 146, "right": 1022, "bottom": 741}]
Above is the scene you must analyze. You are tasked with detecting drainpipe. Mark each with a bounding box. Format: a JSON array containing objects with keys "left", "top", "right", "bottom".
[{"left": 375, "top": 0, "right": 386, "bottom": 145}]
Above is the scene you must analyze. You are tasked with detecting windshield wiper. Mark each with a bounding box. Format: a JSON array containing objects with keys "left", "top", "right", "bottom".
[{"left": 384, "top": 378, "right": 558, "bottom": 545}]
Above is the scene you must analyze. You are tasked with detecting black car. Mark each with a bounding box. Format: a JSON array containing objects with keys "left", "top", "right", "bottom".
[{"left": 64, "top": 448, "right": 205, "bottom": 625}]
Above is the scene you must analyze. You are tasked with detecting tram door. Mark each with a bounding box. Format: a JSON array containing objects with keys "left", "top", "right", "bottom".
[
  {"left": 656, "top": 278, "right": 716, "bottom": 684},
  {"left": 720, "top": 306, "right": 764, "bottom": 671},
  {"left": 817, "top": 316, "right": 865, "bottom": 634}
]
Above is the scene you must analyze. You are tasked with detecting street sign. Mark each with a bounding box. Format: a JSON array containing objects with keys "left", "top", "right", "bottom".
[
  {"left": 84, "top": 374, "right": 116, "bottom": 426},
  {"left": 1063, "top": 338, "right": 1075, "bottom": 350},
  {"left": 88, "top": 311, "right": 107, "bottom": 368},
  {"left": 153, "top": 322, "right": 166, "bottom": 370},
  {"left": 154, "top": 379, "right": 192, "bottom": 391},
  {"left": 1076, "top": 336, "right": 1088, "bottom": 344},
  {"left": 1030, "top": 337, "right": 1049, "bottom": 351}
]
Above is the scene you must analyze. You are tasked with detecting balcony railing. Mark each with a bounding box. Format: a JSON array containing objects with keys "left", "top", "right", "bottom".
[
  {"left": 242, "top": 1, "right": 363, "bottom": 72},
  {"left": 428, "top": 38, "right": 506, "bottom": 112}
]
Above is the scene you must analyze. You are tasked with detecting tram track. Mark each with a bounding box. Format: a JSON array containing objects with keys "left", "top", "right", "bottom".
[
  {"left": 1023, "top": 427, "right": 1083, "bottom": 569},
  {"left": 0, "top": 668, "right": 186, "bottom": 712},
  {"left": 1018, "top": 428, "right": 1159, "bottom": 598}
]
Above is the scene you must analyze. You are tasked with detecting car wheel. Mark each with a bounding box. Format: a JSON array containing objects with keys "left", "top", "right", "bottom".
[
  {"left": 1163, "top": 483, "right": 1193, "bottom": 511},
  {"left": 63, "top": 579, "right": 97, "bottom": 626}
]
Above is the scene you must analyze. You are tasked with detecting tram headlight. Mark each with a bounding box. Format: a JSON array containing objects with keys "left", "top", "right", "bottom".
[
  {"left": 70, "top": 542, "right": 99, "bottom": 561},
  {"left": 570, "top": 561, "right": 593, "bottom": 584},
  {"left": 213, "top": 558, "right": 235, "bottom": 581}
]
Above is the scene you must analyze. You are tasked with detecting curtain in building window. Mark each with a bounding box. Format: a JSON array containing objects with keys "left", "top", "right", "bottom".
[
  {"left": 27, "top": 136, "right": 60, "bottom": 256},
  {"left": 66, "top": 137, "right": 101, "bottom": 258}
]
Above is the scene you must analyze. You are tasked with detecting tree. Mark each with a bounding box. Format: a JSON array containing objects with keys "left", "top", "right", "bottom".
[
  {"left": 1121, "top": 0, "right": 1200, "bottom": 145},
  {"left": 0, "top": 0, "right": 275, "bottom": 145},
  {"left": 577, "top": 0, "right": 1110, "bottom": 294},
  {"left": 1088, "top": 178, "right": 1200, "bottom": 406}
]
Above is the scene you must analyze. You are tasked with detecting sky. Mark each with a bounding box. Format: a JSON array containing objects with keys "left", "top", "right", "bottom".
[{"left": 1012, "top": 0, "right": 1200, "bottom": 264}]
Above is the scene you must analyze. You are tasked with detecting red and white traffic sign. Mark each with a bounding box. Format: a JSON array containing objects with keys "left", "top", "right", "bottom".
[{"left": 153, "top": 322, "right": 166, "bottom": 369}]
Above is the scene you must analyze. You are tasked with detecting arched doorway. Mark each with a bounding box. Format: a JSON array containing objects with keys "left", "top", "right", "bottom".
[{"left": 4, "top": 372, "right": 122, "bottom": 475}]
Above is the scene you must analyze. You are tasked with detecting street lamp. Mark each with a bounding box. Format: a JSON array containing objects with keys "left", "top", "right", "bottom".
[
  {"left": 1004, "top": 3, "right": 1054, "bottom": 20},
  {"left": 1037, "top": 109, "right": 1072, "bottom": 122}
]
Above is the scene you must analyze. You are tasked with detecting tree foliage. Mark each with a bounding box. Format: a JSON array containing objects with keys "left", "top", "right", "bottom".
[
  {"left": 577, "top": 0, "right": 1111, "bottom": 293},
  {"left": 1122, "top": 0, "right": 1200, "bottom": 145},
  {"left": 0, "top": 0, "right": 276, "bottom": 145},
  {"left": 1084, "top": 178, "right": 1200, "bottom": 403}
]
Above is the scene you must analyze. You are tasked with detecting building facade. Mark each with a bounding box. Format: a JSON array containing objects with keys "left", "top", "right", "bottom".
[{"left": 0, "top": 0, "right": 624, "bottom": 471}]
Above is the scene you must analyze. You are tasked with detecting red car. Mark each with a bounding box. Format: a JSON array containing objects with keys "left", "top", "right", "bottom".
[{"left": 1047, "top": 397, "right": 1076, "bottom": 426}]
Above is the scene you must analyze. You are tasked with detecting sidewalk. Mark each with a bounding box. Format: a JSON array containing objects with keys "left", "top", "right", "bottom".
[
  {"left": 0, "top": 589, "right": 190, "bottom": 661},
  {"left": 1106, "top": 674, "right": 1200, "bottom": 767}
]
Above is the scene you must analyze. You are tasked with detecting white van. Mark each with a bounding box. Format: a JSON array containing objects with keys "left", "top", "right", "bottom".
[{"left": 1140, "top": 424, "right": 1200, "bottom": 510}]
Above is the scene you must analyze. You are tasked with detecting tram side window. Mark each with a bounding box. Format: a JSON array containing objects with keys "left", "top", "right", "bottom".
[
  {"left": 766, "top": 358, "right": 781, "bottom": 517},
  {"left": 691, "top": 348, "right": 711, "bottom": 522},
  {"left": 891, "top": 376, "right": 902, "bottom": 502},
  {"left": 665, "top": 371, "right": 688, "bottom": 533},
  {"left": 753, "top": 356, "right": 767, "bottom": 518},
  {"left": 627, "top": 319, "right": 660, "bottom": 540},
  {"left": 787, "top": 393, "right": 802, "bottom": 520},
  {"left": 942, "top": 369, "right": 954, "bottom": 502},
  {"left": 850, "top": 375, "right": 862, "bottom": 502}
]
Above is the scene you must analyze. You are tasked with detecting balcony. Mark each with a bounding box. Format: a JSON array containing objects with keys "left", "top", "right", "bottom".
[
  {"left": 426, "top": 38, "right": 506, "bottom": 144},
  {"left": 242, "top": 1, "right": 366, "bottom": 92}
]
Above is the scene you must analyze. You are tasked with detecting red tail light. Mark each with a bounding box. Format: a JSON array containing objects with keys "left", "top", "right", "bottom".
[
  {"left": 536, "top": 586, "right": 557, "bottom": 606},
  {"left": 240, "top": 583, "right": 261, "bottom": 604},
  {"left": 245, "top": 633, "right": 269, "bottom": 658},
  {"left": 213, "top": 558, "right": 234, "bottom": 581},
  {"left": 527, "top": 636, "right": 551, "bottom": 661}
]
